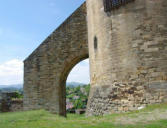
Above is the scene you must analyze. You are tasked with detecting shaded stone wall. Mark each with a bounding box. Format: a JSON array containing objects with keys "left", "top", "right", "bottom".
[
  {"left": 10, "top": 99, "right": 23, "bottom": 112},
  {"left": 24, "top": 3, "right": 88, "bottom": 117},
  {"left": 0, "top": 93, "right": 23, "bottom": 112},
  {"left": 86, "top": 0, "right": 167, "bottom": 116}
]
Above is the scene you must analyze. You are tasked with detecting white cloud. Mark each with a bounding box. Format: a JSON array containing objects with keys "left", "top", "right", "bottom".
[
  {"left": 67, "top": 59, "right": 90, "bottom": 84},
  {"left": 0, "top": 59, "right": 23, "bottom": 85},
  {"left": 0, "top": 59, "right": 90, "bottom": 85},
  {"left": 84, "top": 59, "right": 89, "bottom": 63}
]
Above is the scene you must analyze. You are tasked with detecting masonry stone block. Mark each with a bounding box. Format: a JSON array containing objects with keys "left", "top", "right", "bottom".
[{"left": 24, "top": 0, "right": 167, "bottom": 116}]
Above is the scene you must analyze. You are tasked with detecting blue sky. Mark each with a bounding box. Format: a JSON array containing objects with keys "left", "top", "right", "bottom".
[{"left": 0, "top": 0, "right": 89, "bottom": 85}]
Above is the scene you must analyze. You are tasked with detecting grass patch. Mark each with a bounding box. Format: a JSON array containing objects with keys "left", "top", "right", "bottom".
[{"left": 0, "top": 103, "right": 167, "bottom": 128}]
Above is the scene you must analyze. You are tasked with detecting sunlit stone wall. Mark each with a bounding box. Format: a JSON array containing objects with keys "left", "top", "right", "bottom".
[
  {"left": 86, "top": 0, "right": 167, "bottom": 116},
  {"left": 24, "top": 3, "right": 88, "bottom": 117}
]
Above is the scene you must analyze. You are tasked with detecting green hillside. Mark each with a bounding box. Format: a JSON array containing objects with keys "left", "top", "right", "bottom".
[{"left": 0, "top": 103, "right": 167, "bottom": 128}]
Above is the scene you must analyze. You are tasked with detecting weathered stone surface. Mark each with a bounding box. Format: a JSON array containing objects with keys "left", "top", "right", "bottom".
[
  {"left": 86, "top": 0, "right": 167, "bottom": 116},
  {"left": 10, "top": 99, "right": 23, "bottom": 112},
  {"left": 24, "top": 3, "right": 88, "bottom": 116},
  {"left": 24, "top": 0, "right": 167, "bottom": 117},
  {"left": 0, "top": 92, "right": 23, "bottom": 112}
]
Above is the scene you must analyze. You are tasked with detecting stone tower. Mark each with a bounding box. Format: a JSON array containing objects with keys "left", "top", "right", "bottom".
[
  {"left": 86, "top": 0, "right": 167, "bottom": 116},
  {"left": 24, "top": 0, "right": 167, "bottom": 117}
]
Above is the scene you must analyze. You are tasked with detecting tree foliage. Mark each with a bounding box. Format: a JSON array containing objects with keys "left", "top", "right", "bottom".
[{"left": 66, "top": 84, "right": 90, "bottom": 111}]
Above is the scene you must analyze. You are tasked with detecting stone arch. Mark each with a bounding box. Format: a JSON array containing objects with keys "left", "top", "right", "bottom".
[
  {"left": 24, "top": 0, "right": 167, "bottom": 117},
  {"left": 23, "top": 3, "right": 88, "bottom": 117},
  {"left": 59, "top": 54, "right": 89, "bottom": 116}
]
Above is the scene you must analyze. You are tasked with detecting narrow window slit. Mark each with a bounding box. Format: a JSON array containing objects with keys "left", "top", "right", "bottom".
[{"left": 94, "top": 36, "right": 98, "bottom": 50}]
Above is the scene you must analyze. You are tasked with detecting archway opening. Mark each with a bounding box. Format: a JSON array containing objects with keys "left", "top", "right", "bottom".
[{"left": 66, "top": 59, "right": 90, "bottom": 115}]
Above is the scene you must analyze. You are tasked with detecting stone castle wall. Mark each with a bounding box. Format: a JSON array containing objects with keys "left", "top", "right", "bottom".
[
  {"left": 10, "top": 99, "right": 23, "bottom": 112},
  {"left": 86, "top": 0, "right": 167, "bottom": 116},
  {"left": 0, "top": 93, "right": 23, "bottom": 112},
  {"left": 24, "top": 0, "right": 167, "bottom": 116},
  {"left": 24, "top": 3, "right": 88, "bottom": 116}
]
